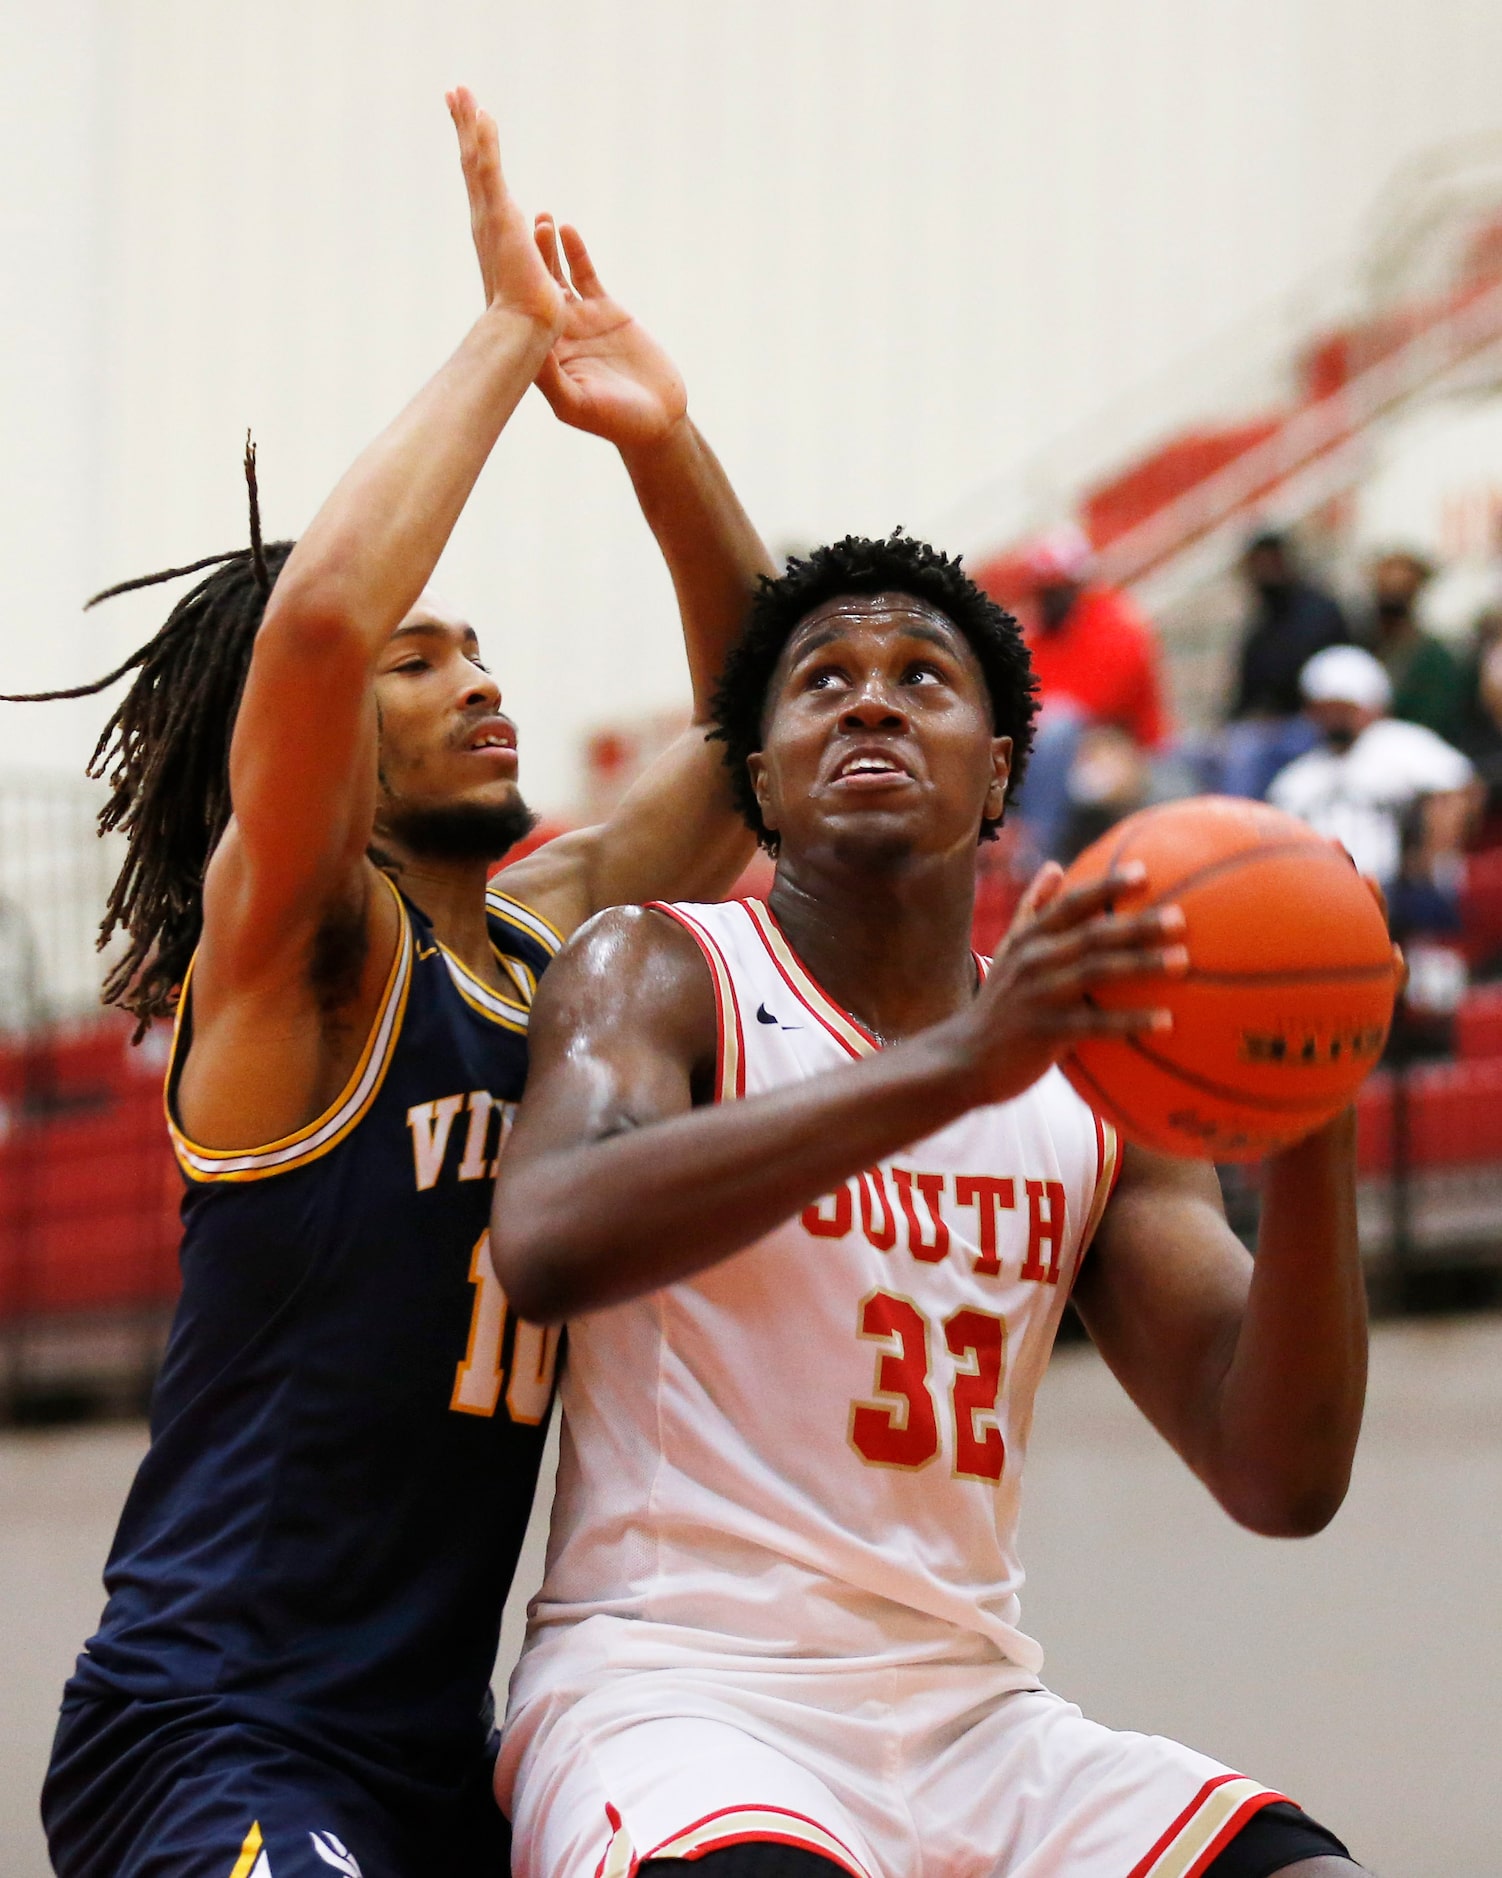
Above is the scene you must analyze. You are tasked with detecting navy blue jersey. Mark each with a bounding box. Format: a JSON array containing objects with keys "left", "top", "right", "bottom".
[{"left": 64, "top": 873, "right": 562, "bottom": 1789}]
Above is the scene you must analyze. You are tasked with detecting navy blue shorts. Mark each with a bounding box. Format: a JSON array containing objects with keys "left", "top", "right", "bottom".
[{"left": 43, "top": 1694, "right": 511, "bottom": 1878}]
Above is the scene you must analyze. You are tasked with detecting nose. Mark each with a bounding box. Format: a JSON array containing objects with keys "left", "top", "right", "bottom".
[
  {"left": 463, "top": 666, "right": 502, "bottom": 710},
  {"left": 839, "top": 675, "right": 907, "bottom": 731}
]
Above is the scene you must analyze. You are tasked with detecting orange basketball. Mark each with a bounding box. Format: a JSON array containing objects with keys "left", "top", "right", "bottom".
[{"left": 1057, "top": 796, "right": 1400, "bottom": 1161}]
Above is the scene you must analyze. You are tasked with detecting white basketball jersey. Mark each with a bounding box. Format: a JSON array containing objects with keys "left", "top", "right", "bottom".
[{"left": 517, "top": 899, "right": 1119, "bottom": 1688}]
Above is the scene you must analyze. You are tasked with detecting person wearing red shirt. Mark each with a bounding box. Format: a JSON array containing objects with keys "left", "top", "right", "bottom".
[
  {"left": 1014, "top": 524, "right": 1170, "bottom": 856},
  {"left": 1022, "top": 524, "right": 1168, "bottom": 748}
]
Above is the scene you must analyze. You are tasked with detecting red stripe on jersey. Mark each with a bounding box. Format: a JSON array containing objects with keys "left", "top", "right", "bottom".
[
  {"left": 743, "top": 901, "right": 878, "bottom": 1059},
  {"left": 648, "top": 904, "right": 747, "bottom": 1101},
  {"left": 1125, "top": 1774, "right": 1288, "bottom": 1878},
  {"left": 645, "top": 1803, "right": 872, "bottom": 1878},
  {"left": 1181, "top": 1790, "right": 1290, "bottom": 1878}
]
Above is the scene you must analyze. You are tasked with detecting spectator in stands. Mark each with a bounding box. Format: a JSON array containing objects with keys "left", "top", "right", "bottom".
[
  {"left": 1363, "top": 549, "right": 1467, "bottom": 744},
  {"left": 1269, "top": 644, "right": 1477, "bottom": 937},
  {"left": 1221, "top": 528, "right": 1348, "bottom": 800},
  {"left": 1013, "top": 521, "right": 1169, "bottom": 857},
  {"left": 1457, "top": 626, "right": 1502, "bottom": 843}
]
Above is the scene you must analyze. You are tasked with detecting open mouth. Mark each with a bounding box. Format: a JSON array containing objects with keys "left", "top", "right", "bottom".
[
  {"left": 462, "top": 716, "right": 518, "bottom": 759},
  {"left": 830, "top": 749, "right": 912, "bottom": 785}
]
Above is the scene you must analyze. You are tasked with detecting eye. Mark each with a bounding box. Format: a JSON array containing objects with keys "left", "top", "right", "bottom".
[
  {"left": 902, "top": 661, "right": 947, "bottom": 686},
  {"left": 803, "top": 663, "right": 849, "bottom": 693},
  {"left": 392, "top": 657, "right": 430, "bottom": 675}
]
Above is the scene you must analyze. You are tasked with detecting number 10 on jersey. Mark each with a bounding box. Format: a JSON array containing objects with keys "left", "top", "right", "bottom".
[
  {"left": 850, "top": 1290, "right": 1007, "bottom": 1482},
  {"left": 452, "top": 1231, "right": 561, "bottom": 1423}
]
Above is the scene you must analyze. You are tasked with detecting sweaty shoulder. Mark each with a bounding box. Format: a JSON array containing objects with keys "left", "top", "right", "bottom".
[{"left": 525, "top": 902, "right": 720, "bottom": 1080}]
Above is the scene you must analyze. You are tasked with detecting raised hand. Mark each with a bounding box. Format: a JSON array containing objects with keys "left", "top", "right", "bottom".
[
  {"left": 533, "top": 217, "right": 689, "bottom": 451},
  {"left": 447, "top": 87, "right": 564, "bottom": 336}
]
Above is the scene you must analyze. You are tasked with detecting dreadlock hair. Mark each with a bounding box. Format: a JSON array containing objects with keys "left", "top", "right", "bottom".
[
  {"left": 709, "top": 530, "right": 1038, "bottom": 853},
  {"left": 0, "top": 438, "right": 294, "bottom": 1036}
]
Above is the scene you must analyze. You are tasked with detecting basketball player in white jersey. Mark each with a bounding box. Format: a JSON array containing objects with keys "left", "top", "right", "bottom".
[{"left": 489, "top": 533, "right": 1371, "bottom": 1877}]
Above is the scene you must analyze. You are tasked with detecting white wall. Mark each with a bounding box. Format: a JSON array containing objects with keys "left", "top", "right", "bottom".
[{"left": 6, "top": 0, "right": 1502, "bottom": 812}]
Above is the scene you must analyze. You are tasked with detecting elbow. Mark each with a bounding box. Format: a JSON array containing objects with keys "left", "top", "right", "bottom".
[
  {"left": 257, "top": 572, "right": 369, "bottom": 665},
  {"left": 1218, "top": 1469, "right": 1351, "bottom": 1539},
  {"left": 488, "top": 1229, "right": 572, "bottom": 1327},
  {"left": 489, "top": 1178, "right": 591, "bottom": 1326}
]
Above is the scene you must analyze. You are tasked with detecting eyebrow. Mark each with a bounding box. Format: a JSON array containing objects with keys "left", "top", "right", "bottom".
[
  {"left": 389, "top": 620, "right": 482, "bottom": 651},
  {"left": 787, "top": 618, "right": 963, "bottom": 662}
]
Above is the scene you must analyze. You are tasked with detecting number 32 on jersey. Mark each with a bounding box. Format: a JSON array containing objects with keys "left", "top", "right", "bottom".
[
  {"left": 850, "top": 1289, "right": 1007, "bottom": 1483},
  {"left": 451, "top": 1231, "right": 560, "bottom": 1423}
]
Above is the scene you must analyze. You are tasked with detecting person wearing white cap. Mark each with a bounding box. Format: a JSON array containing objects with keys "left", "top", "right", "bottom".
[{"left": 1268, "top": 643, "right": 1477, "bottom": 895}]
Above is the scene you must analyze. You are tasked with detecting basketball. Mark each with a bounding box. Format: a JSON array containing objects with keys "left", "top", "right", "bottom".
[{"left": 1058, "top": 796, "right": 1401, "bottom": 1161}]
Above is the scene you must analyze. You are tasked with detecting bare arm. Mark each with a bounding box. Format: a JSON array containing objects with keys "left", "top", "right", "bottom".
[
  {"left": 1072, "top": 1112, "right": 1366, "bottom": 1537},
  {"left": 500, "top": 222, "right": 774, "bottom": 932},
  {"left": 180, "top": 91, "right": 563, "bottom": 1148},
  {"left": 491, "top": 866, "right": 1187, "bottom": 1321},
  {"left": 202, "top": 90, "right": 563, "bottom": 986}
]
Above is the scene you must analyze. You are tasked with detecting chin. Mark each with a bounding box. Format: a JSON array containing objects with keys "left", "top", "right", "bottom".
[
  {"left": 822, "top": 818, "right": 922, "bottom": 870},
  {"left": 378, "top": 791, "right": 538, "bottom": 864}
]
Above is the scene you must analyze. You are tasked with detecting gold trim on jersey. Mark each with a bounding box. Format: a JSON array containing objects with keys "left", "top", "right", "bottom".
[
  {"left": 742, "top": 900, "right": 877, "bottom": 1060},
  {"left": 498, "top": 951, "right": 537, "bottom": 1005},
  {"left": 647, "top": 904, "right": 745, "bottom": 1102},
  {"left": 439, "top": 943, "right": 531, "bottom": 1032},
  {"left": 1080, "top": 1116, "right": 1121, "bottom": 1254},
  {"left": 226, "top": 1821, "right": 265, "bottom": 1878},
  {"left": 166, "top": 876, "right": 414, "bottom": 1184},
  {"left": 1131, "top": 1776, "right": 1284, "bottom": 1878},
  {"left": 485, "top": 885, "right": 564, "bottom": 958}
]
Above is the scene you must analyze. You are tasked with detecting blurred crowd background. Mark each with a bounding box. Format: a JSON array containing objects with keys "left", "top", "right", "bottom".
[{"left": 3, "top": 5, "right": 1502, "bottom": 1874}]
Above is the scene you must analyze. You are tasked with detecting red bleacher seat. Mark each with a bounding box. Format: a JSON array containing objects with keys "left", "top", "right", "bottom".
[
  {"left": 1455, "top": 983, "right": 1502, "bottom": 1059},
  {"left": 0, "top": 1015, "right": 182, "bottom": 1325},
  {"left": 1460, "top": 848, "right": 1502, "bottom": 973},
  {"left": 1357, "top": 1056, "right": 1502, "bottom": 1175}
]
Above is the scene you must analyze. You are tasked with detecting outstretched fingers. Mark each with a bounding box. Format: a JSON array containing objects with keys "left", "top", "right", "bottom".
[
  {"left": 557, "top": 223, "right": 606, "bottom": 298},
  {"left": 534, "top": 215, "right": 571, "bottom": 293}
]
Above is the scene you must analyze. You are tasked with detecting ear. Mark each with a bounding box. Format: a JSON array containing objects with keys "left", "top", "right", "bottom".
[
  {"left": 985, "top": 735, "right": 1013, "bottom": 821},
  {"left": 747, "top": 751, "right": 778, "bottom": 837}
]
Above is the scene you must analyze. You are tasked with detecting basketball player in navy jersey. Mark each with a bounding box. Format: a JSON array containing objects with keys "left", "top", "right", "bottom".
[
  {"left": 490, "top": 535, "right": 1372, "bottom": 1876},
  {"left": 27, "top": 90, "right": 772, "bottom": 1878}
]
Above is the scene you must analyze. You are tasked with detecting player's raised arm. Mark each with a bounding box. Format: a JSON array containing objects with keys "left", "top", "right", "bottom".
[
  {"left": 498, "top": 219, "right": 776, "bottom": 931},
  {"left": 491, "top": 870, "right": 1187, "bottom": 1323},
  {"left": 204, "top": 90, "right": 564, "bottom": 981},
  {"left": 1072, "top": 1116, "right": 1367, "bottom": 1538}
]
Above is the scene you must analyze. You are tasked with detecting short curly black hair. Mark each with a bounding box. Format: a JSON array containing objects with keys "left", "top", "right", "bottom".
[{"left": 709, "top": 530, "right": 1037, "bottom": 852}]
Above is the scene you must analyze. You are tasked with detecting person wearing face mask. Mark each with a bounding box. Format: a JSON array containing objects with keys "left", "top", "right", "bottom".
[
  {"left": 1220, "top": 529, "right": 1349, "bottom": 800},
  {"left": 1012, "top": 523, "right": 1169, "bottom": 858},
  {"left": 1364, "top": 549, "right": 1467, "bottom": 744},
  {"left": 1268, "top": 646, "right": 1477, "bottom": 929}
]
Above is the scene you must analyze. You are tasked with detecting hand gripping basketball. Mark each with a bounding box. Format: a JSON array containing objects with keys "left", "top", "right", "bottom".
[
  {"left": 1055, "top": 797, "right": 1402, "bottom": 1160},
  {"left": 955, "top": 859, "right": 1189, "bottom": 1110}
]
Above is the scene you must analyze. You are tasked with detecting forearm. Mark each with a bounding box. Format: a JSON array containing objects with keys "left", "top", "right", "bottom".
[
  {"left": 619, "top": 418, "right": 775, "bottom": 713},
  {"left": 493, "top": 1025, "right": 980, "bottom": 1322},
  {"left": 1211, "top": 1108, "right": 1367, "bottom": 1533},
  {"left": 267, "top": 305, "right": 557, "bottom": 654}
]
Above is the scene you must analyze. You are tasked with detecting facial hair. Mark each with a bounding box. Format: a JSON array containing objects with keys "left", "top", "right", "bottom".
[{"left": 378, "top": 793, "right": 538, "bottom": 864}]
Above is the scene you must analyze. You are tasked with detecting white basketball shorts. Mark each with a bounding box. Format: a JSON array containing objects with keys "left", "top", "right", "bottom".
[{"left": 499, "top": 1654, "right": 1286, "bottom": 1878}]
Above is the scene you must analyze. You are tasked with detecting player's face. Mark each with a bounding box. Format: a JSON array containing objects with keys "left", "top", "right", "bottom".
[
  {"left": 371, "top": 595, "right": 533, "bottom": 861},
  {"left": 748, "top": 593, "right": 1011, "bottom": 866}
]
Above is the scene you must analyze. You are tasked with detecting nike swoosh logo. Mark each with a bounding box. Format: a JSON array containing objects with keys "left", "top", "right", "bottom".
[{"left": 756, "top": 1003, "right": 778, "bottom": 1024}]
